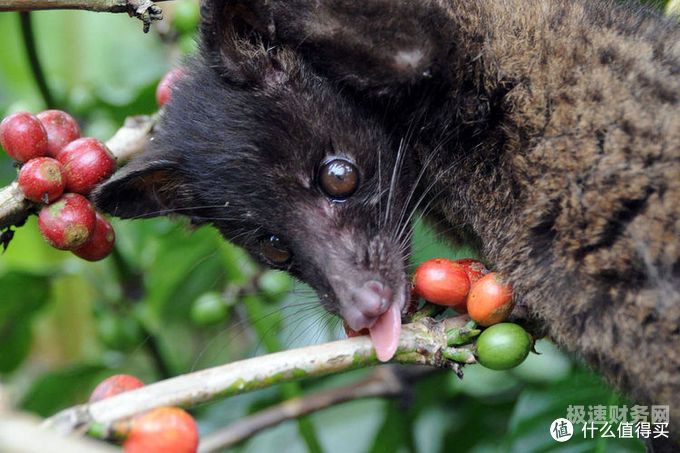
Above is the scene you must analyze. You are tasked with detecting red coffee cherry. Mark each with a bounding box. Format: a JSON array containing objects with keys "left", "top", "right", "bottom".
[
  {"left": 72, "top": 212, "right": 116, "bottom": 261},
  {"left": 0, "top": 112, "right": 48, "bottom": 162},
  {"left": 38, "top": 193, "right": 96, "bottom": 250},
  {"left": 450, "top": 259, "right": 489, "bottom": 313},
  {"left": 156, "top": 68, "right": 185, "bottom": 106},
  {"left": 89, "top": 374, "right": 145, "bottom": 403},
  {"left": 122, "top": 407, "right": 199, "bottom": 453},
  {"left": 413, "top": 258, "right": 471, "bottom": 306},
  {"left": 467, "top": 272, "right": 514, "bottom": 326},
  {"left": 37, "top": 110, "right": 81, "bottom": 158},
  {"left": 57, "top": 137, "right": 116, "bottom": 195},
  {"left": 17, "top": 157, "right": 65, "bottom": 203},
  {"left": 455, "top": 258, "right": 489, "bottom": 284}
]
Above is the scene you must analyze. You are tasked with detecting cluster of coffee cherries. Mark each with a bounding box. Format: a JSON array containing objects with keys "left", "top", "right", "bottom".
[
  {"left": 344, "top": 258, "right": 533, "bottom": 370},
  {"left": 412, "top": 258, "right": 531, "bottom": 370},
  {"left": 89, "top": 374, "right": 198, "bottom": 453},
  {"left": 0, "top": 110, "right": 116, "bottom": 261},
  {"left": 412, "top": 258, "right": 512, "bottom": 325}
]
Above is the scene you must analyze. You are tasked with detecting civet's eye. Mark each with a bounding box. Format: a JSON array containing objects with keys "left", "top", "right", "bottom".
[
  {"left": 260, "top": 235, "right": 292, "bottom": 265},
  {"left": 318, "top": 158, "right": 359, "bottom": 200}
]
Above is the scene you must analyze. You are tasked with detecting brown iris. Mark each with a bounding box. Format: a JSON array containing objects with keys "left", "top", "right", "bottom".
[
  {"left": 260, "top": 235, "right": 292, "bottom": 265},
  {"left": 318, "top": 158, "right": 359, "bottom": 200}
]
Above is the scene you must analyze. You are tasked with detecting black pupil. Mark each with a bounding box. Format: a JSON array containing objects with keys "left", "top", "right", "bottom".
[
  {"left": 261, "top": 235, "right": 291, "bottom": 265},
  {"left": 319, "top": 159, "right": 358, "bottom": 199}
]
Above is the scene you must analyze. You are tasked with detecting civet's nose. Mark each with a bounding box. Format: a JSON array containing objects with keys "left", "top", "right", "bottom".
[{"left": 345, "top": 280, "right": 393, "bottom": 330}]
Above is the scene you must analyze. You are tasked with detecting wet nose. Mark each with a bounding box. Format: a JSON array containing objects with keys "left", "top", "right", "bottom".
[{"left": 346, "top": 280, "right": 393, "bottom": 330}]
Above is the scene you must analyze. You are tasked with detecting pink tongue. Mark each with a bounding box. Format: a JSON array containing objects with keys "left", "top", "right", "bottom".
[{"left": 369, "top": 303, "right": 402, "bottom": 362}]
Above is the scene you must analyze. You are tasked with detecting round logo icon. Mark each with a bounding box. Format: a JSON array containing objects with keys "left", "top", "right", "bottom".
[{"left": 550, "top": 418, "right": 574, "bottom": 442}]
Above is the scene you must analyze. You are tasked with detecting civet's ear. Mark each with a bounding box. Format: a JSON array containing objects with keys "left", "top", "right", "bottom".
[
  {"left": 199, "top": 0, "right": 285, "bottom": 86},
  {"left": 92, "top": 151, "right": 194, "bottom": 220}
]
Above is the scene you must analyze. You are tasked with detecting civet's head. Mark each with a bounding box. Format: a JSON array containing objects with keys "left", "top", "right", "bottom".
[{"left": 95, "top": 1, "right": 418, "bottom": 360}]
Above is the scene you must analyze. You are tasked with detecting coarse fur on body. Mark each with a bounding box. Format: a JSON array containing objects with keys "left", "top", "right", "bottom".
[{"left": 94, "top": 0, "right": 680, "bottom": 443}]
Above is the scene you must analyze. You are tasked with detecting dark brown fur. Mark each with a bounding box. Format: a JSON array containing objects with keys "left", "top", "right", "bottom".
[{"left": 445, "top": 1, "right": 680, "bottom": 437}]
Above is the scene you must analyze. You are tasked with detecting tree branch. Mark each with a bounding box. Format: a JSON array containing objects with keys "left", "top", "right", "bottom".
[
  {"left": 0, "top": 0, "right": 169, "bottom": 13},
  {"left": 0, "top": 0, "right": 170, "bottom": 32},
  {"left": 198, "top": 367, "right": 434, "bottom": 452},
  {"left": 43, "top": 316, "right": 474, "bottom": 437},
  {"left": 0, "top": 182, "right": 31, "bottom": 230},
  {"left": 0, "top": 114, "right": 157, "bottom": 231},
  {"left": 105, "top": 113, "right": 158, "bottom": 162},
  {"left": 0, "top": 413, "right": 118, "bottom": 453},
  {"left": 0, "top": 384, "right": 116, "bottom": 453}
]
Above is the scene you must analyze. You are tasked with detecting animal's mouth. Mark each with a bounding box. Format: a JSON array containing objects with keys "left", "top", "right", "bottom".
[
  {"left": 367, "top": 302, "right": 403, "bottom": 362},
  {"left": 340, "top": 279, "right": 407, "bottom": 362}
]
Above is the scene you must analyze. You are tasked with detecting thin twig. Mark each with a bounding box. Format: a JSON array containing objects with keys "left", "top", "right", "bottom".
[
  {"left": 19, "top": 12, "right": 57, "bottom": 109},
  {"left": 0, "top": 0, "right": 170, "bottom": 32},
  {"left": 0, "top": 0, "right": 169, "bottom": 12},
  {"left": 198, "top": 367, "right": 432, "bottom": 452},
  {"left": 43, "top": 317, "right": 469, "bottom": 437},
  {"left": 2, "top": 0, "right": 127, "bottom": 12}
]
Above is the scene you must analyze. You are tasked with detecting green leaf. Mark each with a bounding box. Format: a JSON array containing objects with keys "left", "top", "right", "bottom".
[
  {"left": 0, "top": 320, "right": 33, "bottom": 373},
  {"left": 368, "top": 400, "right": 415, "bottom": 453},
  {"left": 243, "top": 294, "right": 284, "bottom": 353},
  {"left": 511, "top": 339, "right": 572, "bottom": 384},
  {"left": 144, "top": 225, "right": 225, "bottom": 321},
  {"left": 504, "top": 368, "right": 644, "bottom": 452},
  {"left": 20, "top": 363, "right": 108, "bottom": 416},
  {"left": 410, "top": 218, "right": 479, "bottom": 267},
  {"left": 0, "top": 271, "right": 50, "bottom": 373},
  {"left": 440, "top": 397, "right": 516, "bottom": 452},
  {"left": 0, "top": 217, "right": 67, "bottom": 273}
]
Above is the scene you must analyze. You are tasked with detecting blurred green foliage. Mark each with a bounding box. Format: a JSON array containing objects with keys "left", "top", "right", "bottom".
[{"left": 1, "top": 1, "right": 671, "bottom": 451}]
